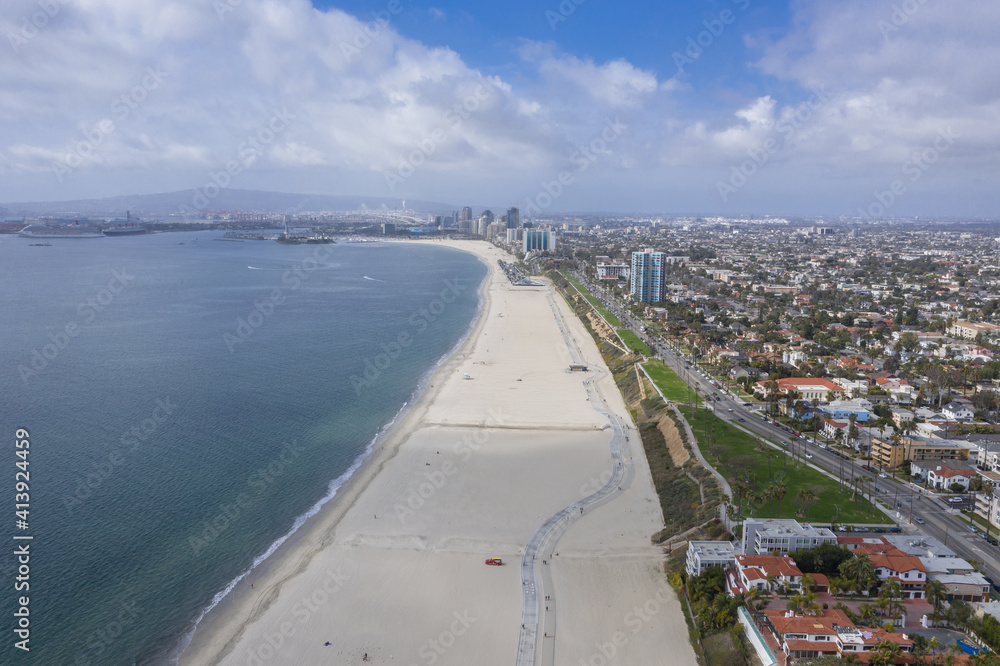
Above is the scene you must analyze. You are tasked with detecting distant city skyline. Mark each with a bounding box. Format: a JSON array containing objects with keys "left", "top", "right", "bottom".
[{"left": 1, "top": 0, "right": 998, "bottom": 217}]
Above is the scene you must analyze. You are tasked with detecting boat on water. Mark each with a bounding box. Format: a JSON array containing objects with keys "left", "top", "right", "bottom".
[
  {"left": 103, "top": 226, "right": 148, "bottom": 236},
  {"left": 18, "top": 223, "right": 105, "bottom": 239},
  {"left": 103, "top": 210, "right": 151, "bottom": 236}
]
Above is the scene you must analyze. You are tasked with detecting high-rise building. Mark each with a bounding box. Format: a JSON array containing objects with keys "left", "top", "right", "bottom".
[
  {"left": 630, "top": 249, "right": 667, "bottom": 303},
  {"left": 505, "top": 207, "right": 519, "bottom": 229},
  {"left": 523, "top": 229, "right": 555, "bottom": 252},
  {"left": 481, "top": 209, "right": 494, "bottom": 225},
  {"left": 461, "top": 207, "right": 472, "bottom": 222}
]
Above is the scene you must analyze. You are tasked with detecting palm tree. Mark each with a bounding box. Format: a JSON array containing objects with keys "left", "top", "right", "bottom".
[
  {"left": 925, "top": 579, "right": 947, "bottom": 617},
  {"left": 928, "top": 637, "right": 942, "bottom": 665},
  {"left": 870, "top": 638, "right": 902, "bottom": 666},
  {"left": 773, "top": 484, "right": 787, "bottom": 519},
  {"left": 840, "top": 554, "right": 876, "bottom": 595},
  {"left": 798, "top": 488, "right": 818, "bottom": 521}
]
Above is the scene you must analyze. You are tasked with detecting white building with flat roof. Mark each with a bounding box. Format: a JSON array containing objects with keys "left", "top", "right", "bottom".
[
  {"left": 686, "top": 541, "right": 737, "bottom": 577},
  {"left": 741, "top": 518, "right": 837, "bottom": 556}
]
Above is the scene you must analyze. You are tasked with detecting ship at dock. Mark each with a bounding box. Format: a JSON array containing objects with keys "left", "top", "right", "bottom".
[
  {"left": 18, "top": 222, "right": 105, "bottom": 239},
  {"left": 102, "top": 210, "right": 151, "bottom": 236}
]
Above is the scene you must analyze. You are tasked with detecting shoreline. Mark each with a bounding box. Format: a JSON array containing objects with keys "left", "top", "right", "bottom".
[
  {"left": 179, "top": 239, "right": 695, "bottom": 666},
  {"left": 176, "top": 241, "right": 496, "bottom": 665}
]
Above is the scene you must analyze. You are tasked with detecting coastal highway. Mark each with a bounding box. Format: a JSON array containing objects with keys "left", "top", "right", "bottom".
[
  {"left": 571, "top": 272, "right": 1000, "bottom": 587},
  {"left": 515, "top": 289, "right": 636, "bottom": 666}
]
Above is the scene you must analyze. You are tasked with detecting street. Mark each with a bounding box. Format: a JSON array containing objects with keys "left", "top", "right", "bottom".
[{"left": 572, "top": 272, "right": 1000, "bottom": 587}]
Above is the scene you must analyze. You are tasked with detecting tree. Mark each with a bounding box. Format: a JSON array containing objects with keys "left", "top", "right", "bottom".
[
  {"left": 869, "top": 638, "right": 901, "bottom": 666},
  {"left": 773, "top": 484, "right": 787, "bottom": 519},
  {"left": 925, "top": 579, "right": 947, "bottom": 617},
  {"left": 839, "top": 554, "right": 876, "bottom": 594},
  {"left": 797, "top": 488, "right": 818, "bottom": 521}
]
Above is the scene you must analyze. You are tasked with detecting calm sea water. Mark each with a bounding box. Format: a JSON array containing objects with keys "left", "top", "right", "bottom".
[{"left": 0, "top": 231, "right": 486, "bottom": 665}]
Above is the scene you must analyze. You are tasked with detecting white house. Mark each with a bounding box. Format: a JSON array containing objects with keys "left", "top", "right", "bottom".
[
  {"left": 926, "top": 464, "right": 976, "bottom": 491},
  {"left": 942, "top": 402, "right": 975, "bottom": 421},
  {"left": 685, "top": 541, "right": 736, "bottom": 577}
]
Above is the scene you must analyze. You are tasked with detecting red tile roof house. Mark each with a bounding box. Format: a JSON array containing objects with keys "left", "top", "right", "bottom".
[
  {"left": 761, "top": 608, "right": 914, "bottom": 663},
  {"left": 754, "top": 378, "right": 845, "bottom": 402},
  {"left": 727, "top": 555, "right": 804, "bottom": 596},
  {"left": 926, "top": 464, "right": 976, "bottom": 491},
  {"left": 868, "top": 552, "right": 928, "bottom": 600},
  {"left": 822, "top": 417, "right": 850, "bottom": 440}
]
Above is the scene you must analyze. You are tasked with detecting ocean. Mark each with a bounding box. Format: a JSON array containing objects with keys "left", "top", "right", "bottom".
[{"left": 0, "top": 231, "right": 487, "bottom": 665}]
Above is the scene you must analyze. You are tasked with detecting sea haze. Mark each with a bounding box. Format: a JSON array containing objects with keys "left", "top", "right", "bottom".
[{"left": 0, "top": 232, "right": 486, "bottom": 665}]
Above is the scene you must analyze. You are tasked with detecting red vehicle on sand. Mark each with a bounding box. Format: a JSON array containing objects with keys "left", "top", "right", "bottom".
[{"left": 485, "top": 558, "right": 503, "bottom": 566}]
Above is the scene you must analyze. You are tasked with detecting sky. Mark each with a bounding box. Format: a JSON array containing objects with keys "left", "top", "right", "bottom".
[{"left": 1, "top": 0, "right": 998, "bottom": 217}]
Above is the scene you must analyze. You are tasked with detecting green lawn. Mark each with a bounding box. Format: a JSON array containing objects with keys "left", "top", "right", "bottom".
[
  {"left": 561, "top": 272, "right": 624, "bottom": 327},
  {"left": 678, "top": 404, "right": 888, "bottom": 525},
  {"left": 643, "top": 360, "right": 700, "bottom": 404},
  {"left": 618, "top": 329, "right": 652, "bottom": 356}
]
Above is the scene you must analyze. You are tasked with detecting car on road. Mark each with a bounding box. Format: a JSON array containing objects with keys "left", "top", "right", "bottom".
[
  {"left": 805, "top": 453, "right": 813, "bottom": 459},
  {"left": 879, "top": 472, "right": 888, "bottom": 479},
  {"left": 949, "top": 497, "right": 965, "bottom": 503},
  {"left": 861, "top": 465, "right": 872, "bottom": 471},
  {"left": 738, "top": 417, "right": 745, "bottom": 422},
  {"left": 915, "top": 517, "right": 925, "bottom": 524}
]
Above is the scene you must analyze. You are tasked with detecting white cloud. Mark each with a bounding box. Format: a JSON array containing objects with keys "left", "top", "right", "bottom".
[
  {"left": 520, "top": 42, "right": 660, "bottom": 109},
  {"left": 0, "top": 0, "right": 998, "bottom": 216}
]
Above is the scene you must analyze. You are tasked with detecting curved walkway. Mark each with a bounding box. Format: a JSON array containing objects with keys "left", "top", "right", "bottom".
[
  {"left": 638, "top": 364, "right": 733, "bottom": 504},
  {"left": 515, "top": 289, "right": 636, "bottom": 666}
]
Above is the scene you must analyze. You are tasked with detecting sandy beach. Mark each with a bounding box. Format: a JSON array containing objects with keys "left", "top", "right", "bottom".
[{"left": 178, "top": 240, "right": 696, "bottom": 666}]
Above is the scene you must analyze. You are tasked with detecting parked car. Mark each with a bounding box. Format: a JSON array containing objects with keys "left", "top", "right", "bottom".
[{"left": 861, "top": 465, "right": 872, "bottom": 471}]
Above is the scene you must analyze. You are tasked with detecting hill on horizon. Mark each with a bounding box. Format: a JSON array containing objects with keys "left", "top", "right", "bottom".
[{"left": 0, "top": 189, "right": 459, "bottom": 218}]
